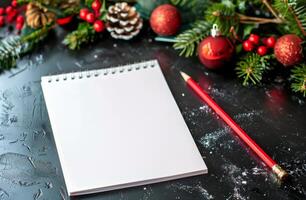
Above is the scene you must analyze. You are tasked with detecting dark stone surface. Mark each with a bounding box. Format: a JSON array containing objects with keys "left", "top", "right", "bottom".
[{"left": 0, "top": 21, "right": 305, "bottom": 200}]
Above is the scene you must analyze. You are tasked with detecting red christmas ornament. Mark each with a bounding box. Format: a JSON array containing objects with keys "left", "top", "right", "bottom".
[
  {"left": 266, "top": 36, "right": 276, "bottom": 48},
  {"left": 86, "top": 12, "right": 95, "bottom": 23},
  {"left": 248, "top": 34, "right": 260, "bottom": 45},
  {"left": 57, "top": 16, "right": 73, "bottom": 25},
  {"left": 93, "top": 20, "right": 105, "bottom": 32},
  {"left": 149, "top": 4, "right": 181, "bottom": 36},
  {"left": 257, "top": 46, "right": 268, "bottom": 56},
  {"left": 274, "top": 34, "right": 303, "bottom": 67},
  {"left": 198, "top": 24, "right": 234, "bottom": 70},
  {"left": 243, "top": 40, "right": 254, "bottom": 52},
  {"left": 79, "top": 8, "right": 89, "bottom": 20}
]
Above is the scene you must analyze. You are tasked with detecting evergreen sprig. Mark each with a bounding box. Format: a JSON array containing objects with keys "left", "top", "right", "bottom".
[
  {"left": 173, "top": 21, "right": 211, "bottom": 57},
  {"left": 273, "top": 0, "right": 306, "bottom": 37},
  {"left": 205, "top": 3, "right": 239, "bottom": 35},
  {"left": 291, "top": 64, "right": 306, "bottom": 96},
  {"left": 235, "top": 53, "right": 270, "bottom": 86},
  {"left": 0, "top": 37, "right": 25, "bottom": 70},
  {"left": 63, "top": 22, "right": 96, "bottom": 50}
]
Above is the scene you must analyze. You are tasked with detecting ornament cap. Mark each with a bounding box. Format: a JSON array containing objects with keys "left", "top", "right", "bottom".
[{"left": 211, "top": 24, "right": 220, "bottom": 37}]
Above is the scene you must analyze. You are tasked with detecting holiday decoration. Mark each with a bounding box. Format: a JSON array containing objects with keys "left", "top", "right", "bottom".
[
  {"left": 25, "top": 3, "right": 56, "bottom": 29},
  {"left": 274, "top": 34, "right": 304, "bottom": 67},
  {"left": 197, "top": 25, "right": 234, "bottom": 70},
  {"left": 106, "top": 2, "right": 143, "bottom": 40},
  {"left": 150, "top": 4, "right": 181, "bottom": 36},
  {"left": 0, "top": 0, "right": 304, "bottom": 97}
]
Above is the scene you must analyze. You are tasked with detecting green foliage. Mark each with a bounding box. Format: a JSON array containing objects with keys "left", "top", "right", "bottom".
[
  {"left": 291, "top": 64, "right": 306, "bottom": 96},
  {"left": 0, "top": 37, "right": 25, "bottom": 70},
  {"left": 205, "top": 3, "right": 239, "bottom": 36},
  {"left": 273, "top": 0, "right": 306, "bottom": 38},
  {"left": 236, "top": 53, "right": 271, "bottom": 86},
  {"left": 0, "top": 25, "right": 51, "bottom": 70},
  {"left": 63, "top": 22, "right": 96, "bottom": 50},
  {"left": 135, "top": 0, "right": 168, "bottom": 19},
  {"left": 173, "top": 21, "right": 211, "bottom": 57}
]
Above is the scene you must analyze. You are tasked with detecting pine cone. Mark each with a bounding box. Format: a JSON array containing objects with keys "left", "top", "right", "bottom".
[
  {"left": 106, "top": 2, "right": 143, "bottom": 40},
  {"left": 26, "top": 3, "right": 56, "bottom": 29}
]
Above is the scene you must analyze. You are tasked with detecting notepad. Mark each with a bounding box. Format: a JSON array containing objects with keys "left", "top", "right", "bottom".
[{"left": 41, "top": 60, "right": 207, "bottom": 196}]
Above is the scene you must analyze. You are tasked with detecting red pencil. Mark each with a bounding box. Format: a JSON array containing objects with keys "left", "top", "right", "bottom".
[{"left": 180, "top": 71, "right": 288, "bottom": 181}]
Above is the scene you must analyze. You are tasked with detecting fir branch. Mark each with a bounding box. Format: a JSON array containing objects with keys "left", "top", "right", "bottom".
[
  {"left": 173, "top": 21, "right": 211, "bottom": 57},
  {"left": 170, "top": 0, "right": 197, "bottom": 7},
  {"left": 0, "top": 37, "right": 25, "bottom": 70},
  {"left": 235, "top": 53, "right": 270, "bottom": 86},
  {"left": 63, "top": 22, "right": 96, "bottom": 50},
  {"left": 205, "top": 3, "right": 239, "bottom": 35},
  {"left": 291, "top": 64, "right": 306, "bottom": 96},
  {"left": 273, "top": 0, "right": 306, "bottom": 37}
]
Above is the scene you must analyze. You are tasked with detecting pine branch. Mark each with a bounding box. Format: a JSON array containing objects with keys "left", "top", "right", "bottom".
[
  {"left": 273, "top": 0, "right": 306, "bottom": 37},
  {"left": 63, "top": 22, "right": 96, "bottom": 50},
  {"left": 235, "top": 53, "right": 271, "bottom": 86},
  {"left": 205, "top": 3, "right": 239, "bottom": 35},
  {"left": 173, "top": 21, "right": 211, "bottom": 57},
  {"left": 170, "top": 0, "right": 197, "bottom": 7},
  {"left": 0, "top": 37, "right": 25, "bottom": 70},
  {"left": 291, "top": 64, "right": 306, "bottom": 97}
]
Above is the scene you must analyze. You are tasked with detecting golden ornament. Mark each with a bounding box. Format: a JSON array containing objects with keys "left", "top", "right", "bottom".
[{"left": 26, "top": 3, "right": 56, "bottom": 29}]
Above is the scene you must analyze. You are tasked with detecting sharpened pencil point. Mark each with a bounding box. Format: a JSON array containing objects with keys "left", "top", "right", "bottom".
[{"left": 180, "top": 71, "right": 190, "bottom": 81}]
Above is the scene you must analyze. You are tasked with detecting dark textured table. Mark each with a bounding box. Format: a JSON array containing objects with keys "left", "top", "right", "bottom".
[{"left": 0, "top": 21, "right": 305, "bottom": 200}]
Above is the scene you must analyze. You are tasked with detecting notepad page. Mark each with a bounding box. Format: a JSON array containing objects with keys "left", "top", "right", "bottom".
[{"left": 41, "top": 60, "right": 207, "bottom": 196}]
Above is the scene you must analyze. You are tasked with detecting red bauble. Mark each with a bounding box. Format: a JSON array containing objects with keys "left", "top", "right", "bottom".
[
  {"left": 86, "top": 13, "right": 95, "bottom": 23},
  {"left": 79, "top": 8, "right": 89, "bottom": 20},
  {"left": 198, "top": 36, "right": 234, "bottom": 69},
  {"left": 274, "top": 34, "right": 303, "bottom": 67},
  {"left": 257, "top": 46, "right": 268, "bottom": 56},
  {"left": 149, "top": 4, "right": 181, "bottom": 36},
  {"left": 243, "top": 40, "right": 254, "bottom": 52},
  {"left": 93, "top": 20, "right": 105, "bottom": 32},
  {"left": 248, "top": 34, "right": 260, "bottom": 45}
]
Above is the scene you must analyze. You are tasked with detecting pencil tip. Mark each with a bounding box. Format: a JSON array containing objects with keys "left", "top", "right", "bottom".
[{"left": 180, "top": 71, "right": 190, "bottom": 81}]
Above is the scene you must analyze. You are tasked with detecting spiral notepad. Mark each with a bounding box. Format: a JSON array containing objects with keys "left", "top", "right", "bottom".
[{"left": 41, "top": 60, "right": 207, "bottom": 196}]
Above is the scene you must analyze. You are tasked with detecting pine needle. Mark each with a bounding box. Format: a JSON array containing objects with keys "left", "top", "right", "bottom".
[
  {"left": 291, "top": 64, "right": 306, "bottom": 96},
  {"left": 235, "top": 53, "right": 270, "bottom": 86},
  {"left": 173, "top": 21, "right": 211, "bottom": 57}
]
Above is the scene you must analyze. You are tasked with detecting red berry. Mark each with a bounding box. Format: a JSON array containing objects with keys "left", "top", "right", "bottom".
[
  {"left": 6, "top": 6, "right": 13, "bottom": 14},
  {"left": 93, "top": 20, "right": 105, "bottom": 32},
  {"left": 16, "top": 15, "right": 24, "bottom": 24},
  {"left": 86, "top": 12, "right": 95, "bottom": 23},
  {"left": 0, "top": 16, "right": 5, "bottom": 26},
  {"left": 266, "top": 36, "right": 276, "bottom": 48},
  {"left": 257, "top": 46, "right": 268, "bottom": 56},
  {"left": 243, "top": 40, "right": 254, "bottom": 52},
  {"left": 16, "top": 22, "right": 23, "bottom": 31},
  {"left": 12, "top": 0, "right": 18, "bottom": 7},
  {"left": 0, "top": 8, "right": 4, "bottom": 15},
  {"left": 92, "top": 0, "right": 102, "bottom": 11},
  {"left": 248, "top": 34, "right": 260, "bottom": 45},
  {"left": 79, "top": 8, "right": 89, "bottom": 20}
]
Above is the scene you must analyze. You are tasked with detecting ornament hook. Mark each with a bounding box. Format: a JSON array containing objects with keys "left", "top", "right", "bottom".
[{"left": 211, "top": 24, "right": 220, "bottom": 37}]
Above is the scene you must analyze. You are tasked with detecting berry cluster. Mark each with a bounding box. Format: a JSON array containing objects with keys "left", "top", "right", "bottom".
[
  {"left": 0, "top": 0, "right": 24, "bottom": 31},
  {"left": 242, "top": 34, "right": 276, "bottom": 56},
  {"left": 79, "top": 0, "right": 105, "bottom": 32}
]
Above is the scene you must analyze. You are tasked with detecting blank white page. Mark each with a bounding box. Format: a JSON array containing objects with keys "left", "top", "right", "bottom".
[{"left": 41, "top": 60, "right": 207, "bottom": 196}]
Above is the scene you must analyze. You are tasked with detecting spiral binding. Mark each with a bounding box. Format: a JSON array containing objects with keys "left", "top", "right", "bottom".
[{"left": 44, "top": 60, "right": 157, "bottom": 83}]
